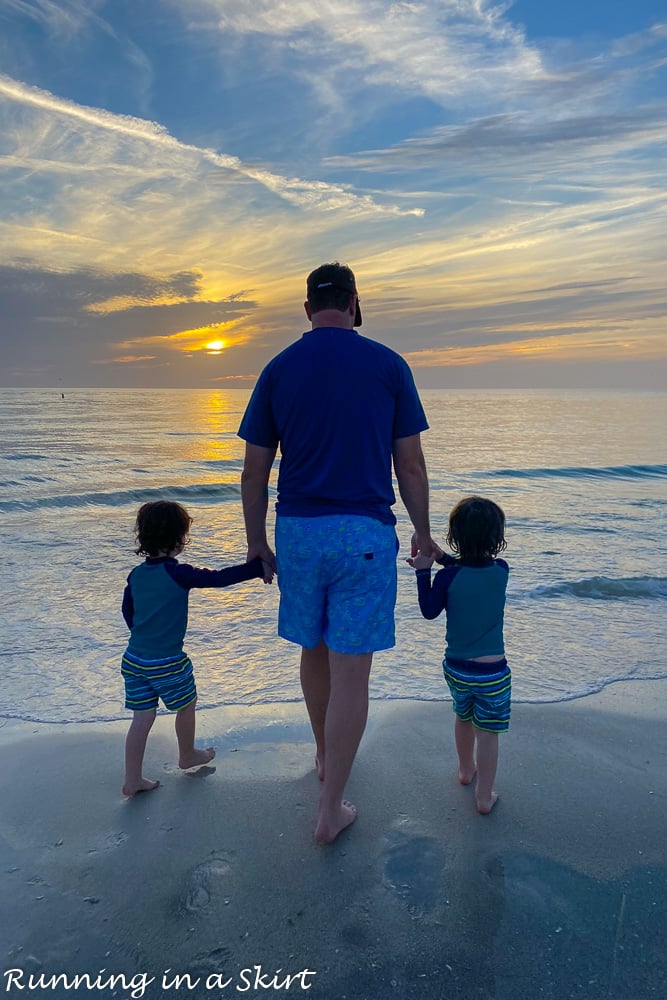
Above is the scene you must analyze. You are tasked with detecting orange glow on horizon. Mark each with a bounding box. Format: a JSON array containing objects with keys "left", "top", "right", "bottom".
[
  {"left": 205, "top": 339, "right": 226, "bottom": 354},
  {"left": 115, "top": 323, "right": 249, "bottom": 355},
  {"left": 404, "top": 326, "right": 666, "bottom": 368}
]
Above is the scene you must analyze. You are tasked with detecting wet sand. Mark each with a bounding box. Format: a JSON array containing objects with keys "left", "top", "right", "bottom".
[{"left": 1, "top": 680, "right": 665, "bottom": 1000}]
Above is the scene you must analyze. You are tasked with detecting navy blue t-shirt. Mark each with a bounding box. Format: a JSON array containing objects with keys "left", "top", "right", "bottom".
[{"left": 238, "top": 327, "right": 428, "bottom": 525}]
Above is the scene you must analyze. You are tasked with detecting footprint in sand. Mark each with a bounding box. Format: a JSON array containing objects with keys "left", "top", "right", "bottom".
[
  {"left": 162, "top": 762, "right": 216, "bottom": 778},
  {"left": 189, "top": 946, "right": 234, "bottom": 977},
  {"left": 86, "top": 831, "right": 129, "bottom": 856},
  {"left": 181, "top": 854, "right": 232, "bottom": 914},
  {"left": 185, "top": 765, "right": 216, "bottom": 779},
  {"left": 105, "top": 832, "right": 128, "bottom": 849},
  {"left": 382, "top": 820, "right": 445, "bottom": 919}
]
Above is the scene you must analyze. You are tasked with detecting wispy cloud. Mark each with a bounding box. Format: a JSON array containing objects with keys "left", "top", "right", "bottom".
[
  {"left": 183, "top": 0, "right": 545, "bottom": 101},
  {"left": 323, "top": 107, "right": 667, "bottom": 172},
  {"left": 0, "top": 0, "right": 105, "bottom": 38},
  {"left": 0, "top": 75, "right": 420, "bottom": 217},
  {"left": 1, "top": 1, "right": 665, "bottom": 387}
]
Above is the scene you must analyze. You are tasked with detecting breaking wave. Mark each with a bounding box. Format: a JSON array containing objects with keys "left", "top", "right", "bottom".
[
  {"left": 529, "top": 575, "right": 667, "bottom": 601},
  {"left": 0, "top": 481, "right": 240, "bottom": 513},
  {"left": 483, "top": 463, "right": 667, "bottom": 480}
]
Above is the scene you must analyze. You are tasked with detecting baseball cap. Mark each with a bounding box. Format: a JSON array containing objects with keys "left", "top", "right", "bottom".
[{"left": 306, "top": 262, "right": 362, "bottom": 327}]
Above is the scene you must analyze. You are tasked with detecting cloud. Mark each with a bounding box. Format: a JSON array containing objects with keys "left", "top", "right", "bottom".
[
  {"left": 1, "top": 2, "right": 665, "bottom": 388},
  {"left": 0, "top": 0, "right": 105, "bottom": 38},
  {"left": 404, "top": 324, "right": 665, "bottom": 368},
  {"left": 323, "top": 106, "right": 667, "bottom": 172},
  {"left": 0, "top": 263, "right": 257, "bottom": 372},
  {"left": 181, "top": 0, "right": 545, "bottom": 103},
  {"left": 0, "top": 74, "right": 420, "bottom": 218}
]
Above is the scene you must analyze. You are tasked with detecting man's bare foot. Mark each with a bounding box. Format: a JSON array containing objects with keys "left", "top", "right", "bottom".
[
  {"left": 459, "top": 766, "right": 477, "bottom": 786},
  {"left": 315, "top": 755, "right": 325, "bottom": 781},
  {"left": 476, "top": 791, "right": 499, "bottom": 814},
  {"left": 179, "top": 747, "right": 216, "bottom": 770},
  {"left": 314, "top": 800, "right": 357, "bottom": 844},
  {"left": 122, "top": 778, "right": 160, "bottom": 797}
]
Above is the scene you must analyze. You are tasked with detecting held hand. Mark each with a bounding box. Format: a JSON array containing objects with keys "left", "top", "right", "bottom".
[
  {"left": 410, "top": 531, "right": 443, "bottom": 561},
  {"left": 247, "top": 544, "right": 276, "bottom": 584},
  {"left": 406, "top": 553, "right": 435, "bottom": 571}
]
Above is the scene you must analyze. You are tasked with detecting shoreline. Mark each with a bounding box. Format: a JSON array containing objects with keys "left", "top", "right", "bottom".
[
  {"left": 3, "top": 671, "right": 666, "bottom": 733},
  {"left": 1, "top": 679, "right": 665, "bottom": 999}
]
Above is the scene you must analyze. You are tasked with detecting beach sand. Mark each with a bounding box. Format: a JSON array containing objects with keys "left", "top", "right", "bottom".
[{"left": 1, "top": 680, "right": 665, "bottom": 1000}]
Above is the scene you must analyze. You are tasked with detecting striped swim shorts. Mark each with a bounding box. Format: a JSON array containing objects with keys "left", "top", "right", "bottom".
[
  {"left": 443, "top": 656, "right": 511, "bottom": 733},
  {"left": 121, "top": 649, "right": 197, "bottom": 712}
]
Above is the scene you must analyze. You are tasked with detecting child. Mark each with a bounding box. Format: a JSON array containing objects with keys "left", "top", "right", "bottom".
[
  {"left": 120, "top": 500, "right": 270, "bottom": 797},
  {"left": 409, "top": 496, "right": 509, "bottom": 814}
]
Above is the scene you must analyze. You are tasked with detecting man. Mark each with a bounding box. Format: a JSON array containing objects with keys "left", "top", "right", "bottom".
[{"left": 238, "top": 262, "right": 437, "bottom": 843}]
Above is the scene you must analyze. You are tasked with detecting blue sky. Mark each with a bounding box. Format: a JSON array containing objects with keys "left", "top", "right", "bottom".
[{"left": 1, "top": 0, "right": 665, "bottom": 388}]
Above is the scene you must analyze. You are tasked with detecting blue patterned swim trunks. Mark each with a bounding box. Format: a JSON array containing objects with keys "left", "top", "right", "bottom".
[
  {"left": 121, "top": 649, "right": 197, "bottom": 712},
  {"left": 443, "top": 656, "right": 511, "bottom": 732},
  {"left": 275, "top": 515, "right": 399, "bottom": 654}
]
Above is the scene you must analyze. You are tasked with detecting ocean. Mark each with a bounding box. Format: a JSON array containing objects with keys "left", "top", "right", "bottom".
[{"left": 1, "top": 387, "right": 665, "bottom": 724}]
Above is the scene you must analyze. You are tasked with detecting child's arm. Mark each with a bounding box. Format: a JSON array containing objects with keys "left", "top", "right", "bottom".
[
  {"left": 414, "top": 564, "right": 458, "bottom": 620},
  {"left": 166, "top": 557, "right": 266, "bottom": 590},
  {"left": 121, "top": 581, "right": 134, "bottom": 628}
]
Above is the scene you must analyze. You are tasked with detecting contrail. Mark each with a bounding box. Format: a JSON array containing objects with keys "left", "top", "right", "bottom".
[{"left": 0, "top": 74, "right": 422, "bottom": 217}]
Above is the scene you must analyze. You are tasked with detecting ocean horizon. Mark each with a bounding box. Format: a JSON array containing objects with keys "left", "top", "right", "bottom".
[{"left": 1, "top": 386, "right": 665, "bottom": 724}]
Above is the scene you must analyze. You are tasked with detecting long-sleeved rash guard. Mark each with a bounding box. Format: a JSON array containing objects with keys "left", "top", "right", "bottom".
[
  {"left": 415, "top": 556, "right": 509, "bottom": 660},
  {"left": 122, "top": 555, "right": 263, "bottom": 659}
]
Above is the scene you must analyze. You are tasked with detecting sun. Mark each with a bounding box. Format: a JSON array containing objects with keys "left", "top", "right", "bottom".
[{"left": 206, "top": 339, "right": 226, "bottom": 354}]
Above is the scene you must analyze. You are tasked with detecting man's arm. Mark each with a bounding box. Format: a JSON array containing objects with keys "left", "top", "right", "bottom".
[
  {"left": 392, "top": 433, "right": 439, "bottom": 558},
  {"left": 241, "top": 442, "right": 277, "bottom": 578}
]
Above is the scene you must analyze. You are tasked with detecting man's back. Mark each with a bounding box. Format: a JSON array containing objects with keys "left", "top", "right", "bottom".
[
  {"left": 238, "top": 326, "right": 427, "bottom": 523},
  {"left": 238, "top": 261, "right": 437, "bottom": 844}
]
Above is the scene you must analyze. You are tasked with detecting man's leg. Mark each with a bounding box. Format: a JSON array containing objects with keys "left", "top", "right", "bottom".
[
  {"left": 300, "top": 640, "right": 330, "bottom": 780},
  {"left": 315, "top": 649, "right": 372, "bottom": 844}
]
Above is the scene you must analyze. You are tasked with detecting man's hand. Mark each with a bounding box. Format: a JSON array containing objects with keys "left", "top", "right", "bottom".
[
  {"left": 410, "top": 530, "right": 443, "bottom": 561},
  {"left": 406, "top": 552, "right": 435, "bottom": 571},
  {"left": 241, "top": 442, "right": 277, "bottom": 584},
  {"left": 248, "top": 544, "right": 276, "bottom": 583}
]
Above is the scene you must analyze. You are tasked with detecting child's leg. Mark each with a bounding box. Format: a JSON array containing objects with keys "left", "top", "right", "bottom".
[
  {"left": 474, "top": 729, "right": 499, "bottom": 814},
  {"left": 175, "top": 699, "right": 216, "bottom": 769},
  {"left": 454, "top": 716, "right": 476, "bottom": 785},
  {"left": 123, "top": 709, "right": 159, "bottom": 796}
]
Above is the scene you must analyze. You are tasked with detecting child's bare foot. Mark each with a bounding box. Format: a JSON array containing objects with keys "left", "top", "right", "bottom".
[
  {"left": 459, "top": 766, "right": 477, "bottom": 785},
  {"left": 179, "top": 747, "right": 216, "bottom": 769},
  {"left": 476, "top": 791, "right": 499, "bottom": 814},
  {"left": 314, "top": 800, "right": 357, "bottom": 844},
  {"left": 122, "top": 778, "right": 160, "bottom": 797},
  {"left": 315, "top": 755, "right": 325, "bottom": 781}
]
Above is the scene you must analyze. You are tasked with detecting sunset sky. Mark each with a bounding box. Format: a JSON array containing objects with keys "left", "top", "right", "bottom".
[{"left": 1, "top": 0, "right": 665, "bottom": 389}]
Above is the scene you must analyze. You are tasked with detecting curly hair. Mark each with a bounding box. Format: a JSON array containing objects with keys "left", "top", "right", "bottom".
[
  {"left": 134, "top": 501, "right": 192, "bottom": 557},
  {"left": 446, "top": 495, "right": 506, "bottom": 563}
]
